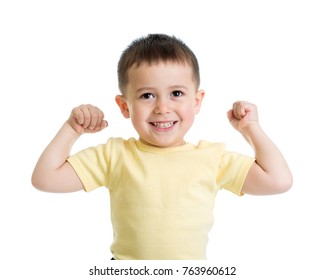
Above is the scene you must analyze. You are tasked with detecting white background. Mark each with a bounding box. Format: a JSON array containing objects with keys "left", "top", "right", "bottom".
[{"left": 1, "top": 0, "right": 324, "bottom": 279}]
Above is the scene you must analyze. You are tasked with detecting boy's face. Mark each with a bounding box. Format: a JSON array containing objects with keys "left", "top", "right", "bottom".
[{"left": 116, "top": 62, "right": 204, "bottom": 148}]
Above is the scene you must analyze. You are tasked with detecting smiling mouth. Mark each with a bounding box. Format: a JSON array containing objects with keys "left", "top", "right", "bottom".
[{"left": 150, "top": 121, "right": 177, "bottom": 129}]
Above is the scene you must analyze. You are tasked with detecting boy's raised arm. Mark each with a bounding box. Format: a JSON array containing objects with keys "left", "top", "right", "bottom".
[
  {"left": 31, "top": 105, "right": 107, "bottom": 193},
  {"left": 227, "top": 101, "right": 293, "bottom": 195}
]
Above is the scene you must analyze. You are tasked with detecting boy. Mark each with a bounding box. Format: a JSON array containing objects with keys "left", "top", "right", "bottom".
[{"left": 32, "top": 34, "right": 292, "bottom": 260}]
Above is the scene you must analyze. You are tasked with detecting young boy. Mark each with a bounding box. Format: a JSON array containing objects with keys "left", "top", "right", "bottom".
[{"left": 32, "top": 34, "right": 292, "bottom": 260}]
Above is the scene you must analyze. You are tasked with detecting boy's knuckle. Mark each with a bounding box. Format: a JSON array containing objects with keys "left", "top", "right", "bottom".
[{"left": 92, "top": 111, "right": 99, "bottom": 119}]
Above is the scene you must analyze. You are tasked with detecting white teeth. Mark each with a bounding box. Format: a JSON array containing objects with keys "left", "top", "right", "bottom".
[{"left": 152, "top": 122, "right": 174, "bottom": 128}]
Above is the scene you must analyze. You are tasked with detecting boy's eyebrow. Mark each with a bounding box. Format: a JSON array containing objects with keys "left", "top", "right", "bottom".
[
  {"left": 135, "top": 87, "right": 156, "bottom": 93},
  {"left": 136, "top": 85, "right": 189, "bottom": 93},
  {"left": 168, "top": 85, "right": 189, "bottom": 90}
]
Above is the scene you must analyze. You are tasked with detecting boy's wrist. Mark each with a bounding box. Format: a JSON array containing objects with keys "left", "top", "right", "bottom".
[
  {"left": 63, "top": 121, "right": 82, "bottom": 138},
  {"left": 240, "top": 122, "right": 262, "bottom": 139}
]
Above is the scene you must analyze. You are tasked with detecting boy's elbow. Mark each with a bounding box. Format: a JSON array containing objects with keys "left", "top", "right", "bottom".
[
  {"left": 273, "top": 173, "right": 293, "bottom": 194},
  {"left": 31, "top": 172, "right": 47, "bottom": 191},
  {"left": 31, "top": 170, "right": 53, "bottom": 192},
  {"left": 31, "top": 166, "right": 83, "bottom": 193}
]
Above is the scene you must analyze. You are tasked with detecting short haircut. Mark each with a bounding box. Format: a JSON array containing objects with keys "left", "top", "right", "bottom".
[{"left": 117, "top": 34, "right": 200, "bottom": 93}]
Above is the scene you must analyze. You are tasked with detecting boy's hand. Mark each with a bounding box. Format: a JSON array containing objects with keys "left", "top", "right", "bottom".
[
  {"left": 227, "top": 101, "right": 259, "bottom": 132},
  {"left": 67, "top": 104, "right": 108, "bottom": 134}
]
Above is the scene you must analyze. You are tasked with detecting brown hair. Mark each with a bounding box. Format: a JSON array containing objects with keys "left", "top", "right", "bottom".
[{"left": 117, "top": 34, "right": 200, "bottom": 93}]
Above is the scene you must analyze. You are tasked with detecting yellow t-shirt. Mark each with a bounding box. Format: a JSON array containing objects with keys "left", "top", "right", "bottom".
[{"left": 67, "top": 138, "right": 255, "bottom": 260}]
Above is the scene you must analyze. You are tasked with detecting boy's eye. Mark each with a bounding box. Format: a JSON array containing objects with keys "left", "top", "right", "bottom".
[
  {"left": 141, "top": 93, "right": 155, "bottom": 99},
  {"left": 171, "top": 90, "right": 183, "bottom": 97}
]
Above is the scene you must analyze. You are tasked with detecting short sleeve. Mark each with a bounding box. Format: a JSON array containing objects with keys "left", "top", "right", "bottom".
[
  {"left": 216, "top": 151, "right": 255, "bottom": 196},
  {"left": 67, "top": 143, "right": 110, "bottom": 192}
]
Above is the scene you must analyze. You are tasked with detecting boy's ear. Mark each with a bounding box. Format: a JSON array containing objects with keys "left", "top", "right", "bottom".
[
  {"left": 194, "top": 89, "right": 205, "bottom": 114},
  {"left": 115, "top": 95, "right": 130, "bottom": 118}
]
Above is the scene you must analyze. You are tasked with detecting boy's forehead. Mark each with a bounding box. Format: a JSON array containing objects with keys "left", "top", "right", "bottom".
[
  {"left": 131, "top": 60, "right": 191, "bottom": 70},
  {"left": 125, "top": 61, "right": 197, "bottom": 92},
  {"left": 128, "top": 60, "right": 194, "bottom": 78}
]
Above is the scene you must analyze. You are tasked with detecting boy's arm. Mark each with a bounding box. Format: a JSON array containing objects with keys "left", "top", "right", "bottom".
[
  {"left": 31, "top": 105, "right": 107, "bottom": 193},
  {"left": 227, "top": 101, "right": 293, "bottom": 195}
]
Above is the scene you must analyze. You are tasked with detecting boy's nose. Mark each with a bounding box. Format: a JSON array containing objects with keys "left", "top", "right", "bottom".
[{"left": 153, "top": 98, "right": 170, "bottom": 114}]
